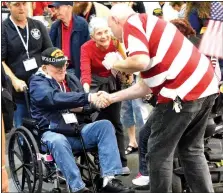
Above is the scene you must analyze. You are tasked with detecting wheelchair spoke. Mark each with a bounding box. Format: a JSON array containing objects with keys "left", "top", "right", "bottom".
[
  {"left": 21, "top": 168, "right": 26, "bottom": 190},
  {"left": 13, "top": 164, "right": 24, "bottom": 173},
  {"left": 12, "top": 149, "right": 24, "bottom": 163},
  {"left": 24, "top": 165, "right": 34, "bottom": 182},
  {"left": 24, "top": 169, "right": 33, "bottom": 193}
]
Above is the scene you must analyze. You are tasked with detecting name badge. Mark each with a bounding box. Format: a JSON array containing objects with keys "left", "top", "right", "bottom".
[
  {"left": 62, "top": 113, "right": 78, "bottom": 124},
  {"left": 23, "top": 57, "right": 38, "bottom": 71}
]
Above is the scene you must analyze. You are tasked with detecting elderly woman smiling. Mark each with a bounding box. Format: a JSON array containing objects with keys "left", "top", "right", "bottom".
[{"left": 80, "top": 17, "right": 131, "bottom": 175}]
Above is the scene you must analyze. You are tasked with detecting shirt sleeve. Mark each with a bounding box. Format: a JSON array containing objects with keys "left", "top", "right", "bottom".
[
  {"left": 80, "top": 43, "right": 92, "bottom": 85},
  {"left": 123, "top": 15, "right": 150, "bottom": 58},
  {"left": 1, "top": 24, "right": 7, "bottom": 61}
]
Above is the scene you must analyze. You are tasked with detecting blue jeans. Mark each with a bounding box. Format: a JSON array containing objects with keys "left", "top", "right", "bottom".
[
  {"left": 121, "top": 99, "right": 144, "bottom": 129},
  {"left": 139, "top": 95, "right": 216, "bottom": 193},
  {"left": 41, "top": 120, "right": 123, "bottom": 192},
  {"left": 14, "top": 100, "right": 28, "bottom": 128}
]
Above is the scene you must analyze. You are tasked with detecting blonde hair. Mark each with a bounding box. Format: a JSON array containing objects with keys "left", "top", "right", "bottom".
[{"left": 185, "top": 2, "right": 211, "bottom": 19}]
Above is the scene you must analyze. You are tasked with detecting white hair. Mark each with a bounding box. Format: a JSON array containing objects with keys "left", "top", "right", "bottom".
[
  {"left": 110, "top": 3, "right": 135, "bottom": 20},
  {"left": 89, "top": 17, "right": 110, "bottom": 35}
]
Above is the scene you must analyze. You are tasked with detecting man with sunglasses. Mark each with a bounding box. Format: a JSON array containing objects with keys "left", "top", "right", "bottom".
[{"left": 29, "top": 47, "right": 135, "bottom": 193}]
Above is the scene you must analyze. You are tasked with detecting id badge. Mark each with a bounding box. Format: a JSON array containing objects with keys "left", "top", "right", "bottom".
[
  {"left": 62, "top": 113, "right": 78, "bottom": 124},
  {"left": 23, "top": 57, "right": 38, "bottom": 71}
]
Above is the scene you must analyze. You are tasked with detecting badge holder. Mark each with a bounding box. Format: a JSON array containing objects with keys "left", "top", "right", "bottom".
[
  {"left": 62, "top": 112, "right": 78, "bottom": 124},
  {"left": 23, "top": 52, "right": 38, "bottom": 72}
]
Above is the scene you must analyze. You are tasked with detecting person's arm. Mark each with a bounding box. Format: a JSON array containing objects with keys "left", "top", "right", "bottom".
[
  {"left": 2, "top": 61, "right": 27, "bottom": 92},
  {"left": 30, "top": 77, "right": 90, "bottom": 110},
  {"left": 113, "top": 54, "right": 150, "bottom": 73},
  {"left": 30, "top": 76, "right": 106, "bottom": 110},
  {"left": 49, "top": 22, "right": 57, "bottom": 46},
  {"left": 80, "top": 43, "right": 92, "bottom": 93},
  {"left": 42, "top": 2, "right": 49, "bottom": 13},
  {"left": 111, "top": 18, "right": 151, "bottom": 73},
  {"left": 37, "top": 20, "right": 53, "bottom": 50},
  {"left": 188, "top": 9, "right": 202, "bottom": 34},
  {"left": 102, "top": 79, "right": 152, "bottom": 103},
  {"left": 83, "top": 20, "right": 90, "bottom": 42},
  {"left": 1, "top": 24, "right": 26, "bottom": 92}
]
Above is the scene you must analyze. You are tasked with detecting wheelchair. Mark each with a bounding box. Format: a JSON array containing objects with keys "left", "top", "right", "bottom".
[
  {"left": 172, "top": 83, "right": 223, "bottom": 193},
  {"left": 8, "top": 88, "right": 101, "bottom": 193}
]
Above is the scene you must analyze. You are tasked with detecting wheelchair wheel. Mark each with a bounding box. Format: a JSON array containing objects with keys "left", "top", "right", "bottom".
[
  {"left": 8, "top": 126, "right": 43, "bottom": 193},
  {"left": 77, "top": 153, "right": 100, "bottom": 188}
]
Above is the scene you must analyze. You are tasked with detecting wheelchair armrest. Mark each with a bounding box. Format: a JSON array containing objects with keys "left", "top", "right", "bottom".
[
  {"left": 80, "top": 104, "right": 100, "bottom": 115},
  {"left": 22, "top": 117, "right": 39, "bottom": 128}
]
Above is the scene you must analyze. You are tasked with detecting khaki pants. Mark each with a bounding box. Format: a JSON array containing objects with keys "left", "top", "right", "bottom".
[{"left": 2, "top": 116, "right": 9, "bottom": 192}]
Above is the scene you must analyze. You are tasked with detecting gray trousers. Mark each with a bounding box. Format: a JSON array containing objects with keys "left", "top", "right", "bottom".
[{"left": 140, "top": 94, "right": 216, "bottom": 193}]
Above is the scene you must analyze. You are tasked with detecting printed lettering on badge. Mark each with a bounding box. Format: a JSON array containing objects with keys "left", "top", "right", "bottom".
[
  {"left": 23, "top": 57, "right": 38, "bottom": 71},
  {"left": 62, "top": 113, "right": 78, "bottom": 124},
  {"left": 31, "top": 28, "right": 41, "bottom": 40}
]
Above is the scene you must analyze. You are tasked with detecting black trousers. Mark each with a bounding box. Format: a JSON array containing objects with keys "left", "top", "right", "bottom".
[{"left": 96, "top": 102, "right": 127, "bottom": 167}]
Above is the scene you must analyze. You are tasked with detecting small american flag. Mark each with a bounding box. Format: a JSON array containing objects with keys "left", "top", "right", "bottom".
[{"left": 199, "top": 1, "right": 223, "bottom": 59}]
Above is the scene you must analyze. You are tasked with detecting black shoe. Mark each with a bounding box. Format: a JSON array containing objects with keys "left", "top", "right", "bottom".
[
  {"left": 100, "top": 179, "right": 135, "bottom": 193},
  {"left": 75, "top": 187, "right": 93, "bottom": 193},
  {"left": 134, "top": 184, "right": 150, "bottom": 191}
]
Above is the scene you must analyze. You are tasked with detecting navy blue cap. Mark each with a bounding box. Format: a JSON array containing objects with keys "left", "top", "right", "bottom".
[{"left": 48, "top": 1, "right": 73, "bottom": 8}]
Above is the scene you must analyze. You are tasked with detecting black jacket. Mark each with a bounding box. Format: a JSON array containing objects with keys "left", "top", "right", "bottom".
[{"left": 2, "top": 17, "right": 53, "bottom": 100}]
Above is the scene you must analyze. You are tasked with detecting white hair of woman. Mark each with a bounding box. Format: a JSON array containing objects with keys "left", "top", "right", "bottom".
[{"left": 88, "top": 17, "right": 111, "bottom": 35}]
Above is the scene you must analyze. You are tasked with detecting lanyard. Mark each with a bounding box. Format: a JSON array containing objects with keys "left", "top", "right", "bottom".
[
  {"left": 85, "top": 11, "right": 90, "bottom": 21},
  {"left": 10, "top": 16, "right": 30, "bottom": 58},
  {"left": 57, "top": 81, "right": 66, "bottom": 93}
]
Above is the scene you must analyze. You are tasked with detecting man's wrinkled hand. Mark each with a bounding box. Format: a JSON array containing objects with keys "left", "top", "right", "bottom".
[
  {"left": 90, "top": 91, "right": 112, "bottom": 109},
  {"left": 102, "top": 52, "right": 123, "bottom": 70},
  {"left": 12, "top": 78, "right": 27, "bottom": 92}
]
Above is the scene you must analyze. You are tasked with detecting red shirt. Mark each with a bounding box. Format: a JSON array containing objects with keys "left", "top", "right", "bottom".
[
  {"left": 62, "top": 18, "right": 73, "bottom": 61},
  {"left": 32, "top": 2, "right": 49, "bottom": 16},
  {"left": 123, "top": 14, "right": 219, "bottom": 103},
  {"left": 80, "top": 39, "right": 117, "bottom": 85}
]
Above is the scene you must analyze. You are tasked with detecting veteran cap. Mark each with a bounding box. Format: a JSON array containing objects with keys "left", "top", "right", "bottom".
[{"left": 41, "top": 47, "right": 68, "bottom": 68}]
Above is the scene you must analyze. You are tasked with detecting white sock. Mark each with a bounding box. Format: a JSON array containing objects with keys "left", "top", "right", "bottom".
[{"left": 103, "top": 176, "right": 115, "bottom": 187}]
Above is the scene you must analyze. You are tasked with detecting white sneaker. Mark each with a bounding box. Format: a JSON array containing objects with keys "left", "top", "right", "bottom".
[
  {"left": 132, "top": 172, "right": 150, "bottom": 186},
  {"left": 121, "top": 166, "right": 130, "bottom": 176}
]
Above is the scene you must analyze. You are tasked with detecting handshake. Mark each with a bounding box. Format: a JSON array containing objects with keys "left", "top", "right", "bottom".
[{"left": 89, "top": 91, "right": 114, "bottom": 109}]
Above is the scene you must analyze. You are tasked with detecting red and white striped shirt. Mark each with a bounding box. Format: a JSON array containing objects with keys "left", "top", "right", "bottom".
[{"left": 123, "top": 14, "right": 219, "bottom": 103}]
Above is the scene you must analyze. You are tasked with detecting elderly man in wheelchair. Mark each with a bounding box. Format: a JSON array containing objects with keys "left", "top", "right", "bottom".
[{"left": 25, "top": 47, "right": 134, "bottom": 193}]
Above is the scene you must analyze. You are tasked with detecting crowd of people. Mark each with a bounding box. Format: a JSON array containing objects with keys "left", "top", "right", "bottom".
[{"left": 1, "top": 1, "right": 223, "bottom": 193}]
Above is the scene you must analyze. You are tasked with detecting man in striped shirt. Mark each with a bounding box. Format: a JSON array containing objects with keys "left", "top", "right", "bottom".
[{"left": 99, "top": 3, "right": 219, "bottom": 193}]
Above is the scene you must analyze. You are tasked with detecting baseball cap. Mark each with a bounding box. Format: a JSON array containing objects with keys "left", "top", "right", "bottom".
[
  {"left": 41, "top": 47, "right": 68, "bottom": 68},
  {"left": 48, "top": 1, "right": 73, "bottom": 8}
]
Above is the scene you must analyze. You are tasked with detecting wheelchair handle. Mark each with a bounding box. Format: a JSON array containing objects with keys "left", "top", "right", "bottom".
[{"left": 23, "top": 86, "right": 31, "bottom": 118}]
